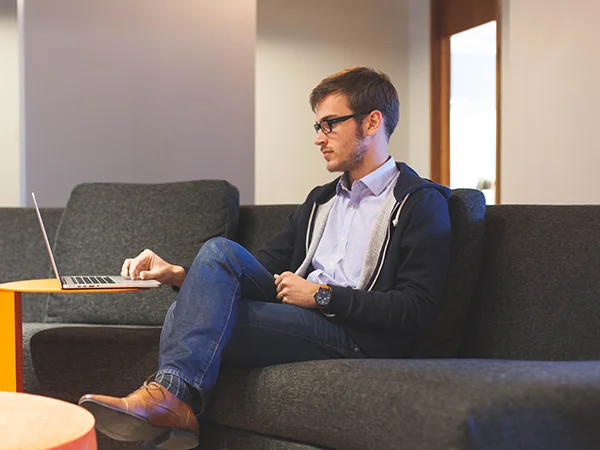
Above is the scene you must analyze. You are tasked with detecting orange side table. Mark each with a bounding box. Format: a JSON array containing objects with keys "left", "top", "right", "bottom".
[
  {"left": 0, "top": 391, "right": 97, "bottom": 449},
  {"left": 0, "top": 279, "right": 139, "bottom": 392}
]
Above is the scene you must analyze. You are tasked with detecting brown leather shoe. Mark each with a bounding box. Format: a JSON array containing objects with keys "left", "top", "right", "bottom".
[{"left": 78, "top": 381, "right": 199, "bottom": 450}]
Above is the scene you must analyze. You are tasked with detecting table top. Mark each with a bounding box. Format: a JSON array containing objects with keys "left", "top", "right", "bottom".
[
  {"left": 0, "top": 278, "right": 140, "bottom": 293},
  {"left": 0, "top": 391, "right": 96, "bottom": 450}
]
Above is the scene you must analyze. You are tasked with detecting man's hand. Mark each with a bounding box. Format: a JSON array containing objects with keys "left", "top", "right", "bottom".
[
  {"left": 274, "top": 271, "right": 320, "bottom": 309},
  {"left": 121, "top": 249, "right": 186, "bottom": 288}
]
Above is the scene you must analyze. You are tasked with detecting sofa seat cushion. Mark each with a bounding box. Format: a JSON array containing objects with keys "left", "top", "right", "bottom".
[
  {"left": 44, "top": 180, "right": 239, "bottom": 325},
  {"left": 24, "top": 323, "right": 162, "bottom": 403},
  {"left": 208, "top": 359, "right": 600, "bottom": 450},
  {"left": 198, "top": 423, "right": 323, "bottom": 450}
]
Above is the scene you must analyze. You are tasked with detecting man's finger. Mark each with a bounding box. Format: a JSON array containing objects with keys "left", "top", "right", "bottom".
[
  {"left": 277, "top": 288, "right": 287, "bottom": 300},
  {"left": 129, "top": 258, "right": 143, "bottom": 280},
  {"left": 121, "top": 259, "right": 132, "bottom": 277}
]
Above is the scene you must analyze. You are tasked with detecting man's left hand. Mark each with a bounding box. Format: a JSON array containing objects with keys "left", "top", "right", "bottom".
[{"left": 274, "top": 272, "right": 319, "bottom": 309}]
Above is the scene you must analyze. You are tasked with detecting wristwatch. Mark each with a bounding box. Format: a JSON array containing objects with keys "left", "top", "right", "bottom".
[{"left": 314, "top": 284, "right": 332, "bottom": 310}]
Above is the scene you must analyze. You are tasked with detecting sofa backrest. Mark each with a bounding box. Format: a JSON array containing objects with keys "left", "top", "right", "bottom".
[
  {"left": 411, "top": 188, "right": 486, "bottom": 358},
  {"left": 0, "top": 207, "right": 63, "bottom": 322},
  {"left": 44, "top": 180, "right": 239, "bottom": 325},
  {"left": 461, "top": 205, "right": 600, "bottom": 360},
  {"left": 234, "top": 205, "right": 298, "bottom": 254}
]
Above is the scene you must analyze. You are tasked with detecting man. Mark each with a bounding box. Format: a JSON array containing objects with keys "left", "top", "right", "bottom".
[{"left": 79, "top": 67, "right": 452, "bottom": 450}]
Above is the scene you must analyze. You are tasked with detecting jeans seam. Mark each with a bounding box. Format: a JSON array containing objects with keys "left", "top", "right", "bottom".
[
  {"left": 235, "top": 322, "right": 363, "bottom": 357},
  {"left": 194, "top": 278, "right": 240, "bottom": 389}
]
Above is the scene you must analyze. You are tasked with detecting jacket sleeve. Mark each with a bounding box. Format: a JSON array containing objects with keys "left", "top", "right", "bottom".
[{"left": 323, "top": 188, "right": 452, "bottom": 337}]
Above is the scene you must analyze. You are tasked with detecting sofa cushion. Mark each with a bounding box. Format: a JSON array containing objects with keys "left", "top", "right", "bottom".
[
  {"left": 45, "top": 180, "right": 239, "bottom": 325},
  {"left": 461, "top": 205, "right": 600, "bottom": 360},
  {"left": 26, "top": 324, "right": 162, "bottom": 402},
  {"left": 411, "top": 188, "right": 486, "bottom": 357},
  {"left": 235, "top": 205, "right": 299, "bottom": 254},
  {"left": 198, "top": 424, "right": 323, "bottom": 450},
  {"left": 0, "top": 207, "right": 64, "bottom": 322},
  {"left": 206, "top": 359, "right": 600, "bottom": 450}
]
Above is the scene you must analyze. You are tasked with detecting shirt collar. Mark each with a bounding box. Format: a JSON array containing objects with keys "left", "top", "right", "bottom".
[{"left": 337, "top": 156, "right": 398, "bottom": 196}]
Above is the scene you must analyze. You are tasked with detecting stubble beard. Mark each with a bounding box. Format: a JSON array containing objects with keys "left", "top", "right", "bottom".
[{"left": 328, "top": 128, "right": 368, "bottom": 174}]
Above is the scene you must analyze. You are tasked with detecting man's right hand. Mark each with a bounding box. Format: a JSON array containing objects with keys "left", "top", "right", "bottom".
[{"left": 121, "top": 249, "right": 186, "bottom": 288}]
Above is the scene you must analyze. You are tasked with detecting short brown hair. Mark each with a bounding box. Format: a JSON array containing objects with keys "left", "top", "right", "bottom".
[{"left": 310, "top": 67, "right": 400, "bottom": 140}]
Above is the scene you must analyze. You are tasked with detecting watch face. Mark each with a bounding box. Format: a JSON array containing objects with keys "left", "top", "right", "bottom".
[{"left": 315, "top": 287, "right": 332, "bottom": 306}]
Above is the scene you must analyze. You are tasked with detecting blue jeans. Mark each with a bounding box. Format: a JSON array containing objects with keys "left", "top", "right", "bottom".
[{"left": 156, "top": 237, "right": 365, "bottom": 402}]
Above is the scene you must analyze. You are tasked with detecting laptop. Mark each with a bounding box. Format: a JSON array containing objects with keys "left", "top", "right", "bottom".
[{"left": 32, "top": 192, "right": 161, "bottom": 290}]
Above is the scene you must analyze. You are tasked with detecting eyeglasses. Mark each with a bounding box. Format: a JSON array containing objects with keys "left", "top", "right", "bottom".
[{"left": 313, "top": 111, "right": 371, "bottom": 135}]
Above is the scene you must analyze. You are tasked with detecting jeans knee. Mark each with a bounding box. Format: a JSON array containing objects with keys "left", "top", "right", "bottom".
[
  {"left": 194, "top": 237, "right": 242, "bottom": 268},
  {"left": 199, "top": 236, "right": 233, "bottom": 257}
]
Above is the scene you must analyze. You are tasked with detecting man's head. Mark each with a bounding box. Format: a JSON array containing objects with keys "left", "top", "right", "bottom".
[{"left": 310, "top": 67, "right": 399, "bottom": 178}]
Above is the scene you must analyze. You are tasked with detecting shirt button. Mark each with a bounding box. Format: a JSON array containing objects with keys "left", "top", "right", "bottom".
[
  {"left": 341, "top": 236, "right": 346, "bottom": 242},
  {"left": 329, "top": 262, "right": 334, "bottom": 267},
  {"left": 349, "top": 205, "right": 355, "bottom": 211}
]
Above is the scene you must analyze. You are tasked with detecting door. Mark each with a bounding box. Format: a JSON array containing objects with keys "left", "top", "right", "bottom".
[{"left": 431, "top": 0, "right": 501, "bottom": 204}]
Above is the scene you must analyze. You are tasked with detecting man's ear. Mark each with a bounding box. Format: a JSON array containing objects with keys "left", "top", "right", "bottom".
[{"left": 364, "top": 110, "right": 383, "bottom": 137}]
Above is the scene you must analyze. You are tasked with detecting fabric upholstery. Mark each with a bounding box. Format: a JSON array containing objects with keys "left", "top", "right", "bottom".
[
  {"left": 198, "top": 424, "right": 323, "bottom": 449},
  {"left": 411, "top": 188, "right": 486, "bottom": 357},
  {"left": 45, "top": 181, "right": 239, "bottom": 325},
  {"left": 24, "top": 321, "right": 600, "bottom": 450},
  {"left": 13, "top": 187, "right": 600, "bottom": 450},
  {"left": 235, "top": 205, "right": 299, "bottom": 255},
  {"left": 206, "top": 359, "right": 600, "bottom": 450},
  {"left": 0, "top": 207, "right": 63, "bottom": 322},
  {"left": 461, "top": 205, "right": 600, "bottom": 360}
]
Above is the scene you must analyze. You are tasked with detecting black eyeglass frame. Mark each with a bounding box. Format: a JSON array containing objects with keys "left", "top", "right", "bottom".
[{"left": 313, "top": 111, "right": 373, "bottom": 135}]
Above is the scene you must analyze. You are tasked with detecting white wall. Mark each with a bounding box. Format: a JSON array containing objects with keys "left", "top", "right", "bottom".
[
  {"left": 501, "top": 0, "right": 600, "bottom": 204},
  {"left": 255, "top": 0, "right": 413, "bottom": 205},
  {"left": 0, "top": 0, "right": 19, "bottom": 206},
  {"left": 23, "top": 0, "right": 256, "bottom": 207},
  {"left": 407, "top": 0, "right": 431, "bottom": 178}
]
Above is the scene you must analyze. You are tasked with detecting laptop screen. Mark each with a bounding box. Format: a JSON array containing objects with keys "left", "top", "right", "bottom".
[{"left": 31, "top": 192, "right": 64, "bottom": 288}]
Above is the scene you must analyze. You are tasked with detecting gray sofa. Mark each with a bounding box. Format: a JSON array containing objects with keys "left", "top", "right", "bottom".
[{"left": 1, "top": 180, "right": 600, "bottom": 450}]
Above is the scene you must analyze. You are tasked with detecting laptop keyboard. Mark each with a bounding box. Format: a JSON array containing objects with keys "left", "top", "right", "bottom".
[{"left": 72, "top": 276, "right": 116, "bottom": 285}]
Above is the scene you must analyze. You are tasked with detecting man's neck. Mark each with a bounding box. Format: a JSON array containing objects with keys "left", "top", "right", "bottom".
[{"left": 347, "top": 153, "right": 391, "bottom": 188}]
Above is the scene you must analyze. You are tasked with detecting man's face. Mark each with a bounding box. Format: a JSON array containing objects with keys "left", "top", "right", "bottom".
[{"left": 314, "top": 94, "right": 368, "bottom": 174}]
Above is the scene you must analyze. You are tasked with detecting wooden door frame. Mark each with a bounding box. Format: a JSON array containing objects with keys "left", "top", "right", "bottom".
[{"left": 430, "top": 0, "right": 502, "bottom": 203}]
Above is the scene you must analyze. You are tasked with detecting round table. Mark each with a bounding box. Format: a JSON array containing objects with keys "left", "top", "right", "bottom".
[
  {"left": 0, "top": 391, "right": 97, "bottom": 449},
  {"left": 0, "top": 279, "right": 139, "bottom": 392}
]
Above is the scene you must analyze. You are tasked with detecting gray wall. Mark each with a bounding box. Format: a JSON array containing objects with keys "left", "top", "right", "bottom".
[{"left": 23, "top": 0, "right": 256, "bottom": 207}]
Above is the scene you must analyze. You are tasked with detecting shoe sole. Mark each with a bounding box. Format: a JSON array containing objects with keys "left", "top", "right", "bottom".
[{"left": 79, "top": 399, "right": 199, "bottom": 450}]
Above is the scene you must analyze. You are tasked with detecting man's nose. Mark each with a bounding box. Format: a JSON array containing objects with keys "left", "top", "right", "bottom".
[{"left": 314, "top": 129, "right": 327, "bottom": 147}]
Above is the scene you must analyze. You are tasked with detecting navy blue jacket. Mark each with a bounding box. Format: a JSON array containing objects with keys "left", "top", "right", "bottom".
[{"left": 255, "top": 162, "right": 452, "bottom": 358}]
